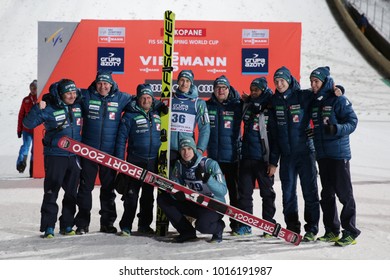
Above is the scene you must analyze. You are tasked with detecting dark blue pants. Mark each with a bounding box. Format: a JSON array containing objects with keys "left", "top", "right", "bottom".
[
  {"left": 157, "top": 192, "right": 225, "bottom": 235},
  {"left": 40, "top": 155, "right": 80, "bottom": 232},
  {"left": 279, "top": 152, "right": 320, "bottom": 234},
  {"left": 318, "top": 158, "right": 361, "bottom": 238},
  {"left": 219, "top": 162, "right": 239, "bottom": 230},
  {"left": 237, "top": 159, "right": 276, "bottom": 224},
  {"left": 119, "top": 160, "right": 156, "bottom": 231},
  {"left": 75, "top": 157, "right": 117, "bottom": 228}
]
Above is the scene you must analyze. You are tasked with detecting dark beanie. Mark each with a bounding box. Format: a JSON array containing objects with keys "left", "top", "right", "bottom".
[
  {"left": 213, "top": 75, "right": 230, "bottom": 88},
  {"left": 250, "top": 77, "right": 268, "bottom": 91},
  {"left": 177, "top": 70, "right": 194, "bottom": 84},
  {"left": 95, "top": 70, "right": 114, "bottom": 85},
  {"left": 136, "top": 83, "right": 154, "bottom": 98},
  {"left": 310, "top": 66, "right": 330, "bottom": 82},
  {"left": 179, "top": 137, "right": 197, "bottom": 153},
  {"left": 58, "top": 79, "right": 77, "bottom": 95},
  {"left": 273, "top": 66, "right": 292, "bottom": 84}
]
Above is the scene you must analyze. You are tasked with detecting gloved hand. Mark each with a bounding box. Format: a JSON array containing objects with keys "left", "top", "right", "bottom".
[
  {"left": 156, "top": 101, "right": 169, "bottom": 115},
  {"left": 113, "top": 173, "right": 130, "bottom": 195},
  {"left": 195, "top": 166, "right": 211, "bottom": 183},
  {"left": 172, "top": 191, "right": 186, "bottom": 201},
  {"left": 305, "top": 127, "right": 314, "bottom": 139},
  {"left": 17, "top": 132, "right": 22, "bottom": 138},
  {"left": 324, "top": 121, "right": 337, "bottom": 135}
]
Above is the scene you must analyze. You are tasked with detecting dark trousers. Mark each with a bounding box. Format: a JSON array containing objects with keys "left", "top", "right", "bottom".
[
  {"left": 318, "top": 158, "right": 361, "bottom": 238},
  {"left": 279, "top": 152, "right": 320, "bottom": 234},
  {"left": 119, "top": 160, "right": 156, "bottom": 231},
  {"left": 40, "top": 156, "right": 80, "bottom": 232},
  {"left": 237, "top": 159, "right": 276, "bottom": 224},
  {"left": 75, "top": 157, "right": 117, "bottom": 228},
  {"left": 157, "top": 192, "right": 225, "bottom": 235},
  {"left": 219, "top": 162, "right": 239, "bottom": 230}
]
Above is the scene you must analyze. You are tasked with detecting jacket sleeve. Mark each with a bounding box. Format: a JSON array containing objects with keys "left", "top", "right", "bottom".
[
  {"left": 334, "top": 96, "right": 358, "bottom": 137},
  {"left": 205, "top": 159, "right": 227, "bottom": 200},
  {"left": 267, "top": 105, "right": 280, "bottom": 166},
  {"left": 17, "top": 98, "right": 26, "bottom": 133},
  {"left": 115, "top": 115, "right": 131, "bottom": 160},
  {"left": 22, "top": 104, "right": 45, "bottom": 130},
  {"left": 195, "top": 99, "right": 210, "bottom": 152}
]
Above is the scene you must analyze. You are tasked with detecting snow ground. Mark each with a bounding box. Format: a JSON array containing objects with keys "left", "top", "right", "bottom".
[{"left": 0, "top": 0, "right": 389, "bottom": 279}]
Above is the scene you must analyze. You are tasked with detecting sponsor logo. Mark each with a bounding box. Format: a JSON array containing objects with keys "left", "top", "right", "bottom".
[
  {"left": 45, "top": 28, "right": 63, "bottom": 46},
  {"left": 146, "top": 79, "right": 216, "bottom": 98},
  {"left": 97, "top": 47, "right": 124, "bottom": 73},
  {"left": 98, "top": 27, "right": 125, "bottom": 43},
  {"left": 242, "top": 48, "right": 269, "bottom": 75},
  {"left": 140, "top": 51, "right": 227, "bottom": 72},
  {"left": 242, "top": 29, "right": 269, "bottom": 45}
]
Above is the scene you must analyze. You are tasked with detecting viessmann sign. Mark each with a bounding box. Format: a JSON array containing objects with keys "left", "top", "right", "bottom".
[{"left": 35, "top": 19, "right": 301, "bottom": 177}]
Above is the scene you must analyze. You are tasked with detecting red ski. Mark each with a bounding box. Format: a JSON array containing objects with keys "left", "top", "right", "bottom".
[{"left": 58, "top": 136, "right": 302, "bottom": 245}]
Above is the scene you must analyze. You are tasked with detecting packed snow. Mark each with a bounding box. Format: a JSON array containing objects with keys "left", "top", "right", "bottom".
[{"left": 0, "top": 0, "right": 389, "bottom": 279}]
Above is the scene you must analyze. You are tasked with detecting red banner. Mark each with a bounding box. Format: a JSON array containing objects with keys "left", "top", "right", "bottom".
[{"left": 34, "top": 19, "right": 301, "bottom": 178}]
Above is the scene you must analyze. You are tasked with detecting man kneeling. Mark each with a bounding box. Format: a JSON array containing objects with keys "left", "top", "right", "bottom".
[{"left": 157, "top": 138, "right": 227, "bottom": 243}]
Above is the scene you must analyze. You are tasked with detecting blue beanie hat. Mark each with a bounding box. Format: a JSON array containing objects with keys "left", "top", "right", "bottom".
[
  {"left": 136, "top": 83, "right": 154, "bottom": 98},
  {"left": 274, "top": 66, "right": 292, "bottom": 84},
  {"left": 177, "top": 70, "right": 194, "bottom": 84},
  {"left": 250, "top": 77, "right": 268, "bottom": 91},
  {"left": 179, "top": 137, "right": 197, "bottom": 153},
  {"left": 58, "top": 79, "right": 77, "bottom": 95},
  {"left": 213, "top": 75, "right": 230, "bottom": 88},
  {"left": 310, "top": 66, "right": 330, "bottom": 82},
  {"left": 95, "top": 70, "right": 114, "bottom": 85}
]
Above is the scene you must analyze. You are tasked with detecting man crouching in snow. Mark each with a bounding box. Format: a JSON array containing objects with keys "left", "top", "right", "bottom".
[{"left": 157, "top": 137, "right": 227, "bottom": 243}]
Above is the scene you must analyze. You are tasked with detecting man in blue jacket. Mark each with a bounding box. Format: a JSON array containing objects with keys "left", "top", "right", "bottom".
[
  {"left": 75, "top": 71, "right": 133, "bottom": 235},
  {"left": 310, "top": 66, "right": 360, "bottom": 246},
  {"left": 268, "top": 66, "right": 320, "bottom": 242},
  {"left": 114, "top": 84, "right": 161, "bottom": 236},
  {"left": 157, "top": 137, "right": 227, "bottom": 243},
  {"left": 206, "top": 75, "right": 242, "bottom": 232},
  {"left": 23, "top": 79, "right": 82, "bottom": 238}
]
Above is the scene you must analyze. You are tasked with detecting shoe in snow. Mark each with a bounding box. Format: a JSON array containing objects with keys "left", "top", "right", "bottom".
[
  {"left": 100, "top": 225, "right": 117, "bottom": 234},
  {"left": 76, "top": 227, "right": 89, "bottom": 235},
  {"left": 335, "top": 232, "right": 357, "bottom": 247},
  {"left": 209, "top": 231, "right": 223, "bottom": 243},
  {"left": 232, "top": 225, "right": 252, "bottom": 236},
  {"left": 42, "top": 227, "right": 55, "bottom": 239},
  {"left": 317, "top": 232, "right": 340, "bottom": 242},
  {"left": 60, "top": 227, "right": 76, "bottom": 236},
  {"left": 117, "top": 228, "right": 131, "bottom": 237},
  {"left": 303, "top": 232, "right": 316, "bottom": 242}
]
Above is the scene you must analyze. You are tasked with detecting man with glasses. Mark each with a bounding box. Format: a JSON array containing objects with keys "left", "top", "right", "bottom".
[{"left": 206, "top": 75, "right": 242, "bottom": 232}]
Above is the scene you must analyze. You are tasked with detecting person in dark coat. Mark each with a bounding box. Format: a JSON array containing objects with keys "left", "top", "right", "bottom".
[
  {"left": 206, "top": 75, "right": 242, "bottom": 231},
  {"left": 23, "top": 79, "right": 82, "bottom": 238},
  {"left": 233, "top": 77, "right": 276, "bottom": 237},
  {"left": 114, "top": 84, "right": 161, "bottom": 236},
  {"left": 268, "top": 66, "right": 320, "bottom": 242},
  {"left": 310, "top": 66, "right": 360, "bottom": 246},
  {"left": 75, "top": 70, "right": 133, "bottom": 235}
]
